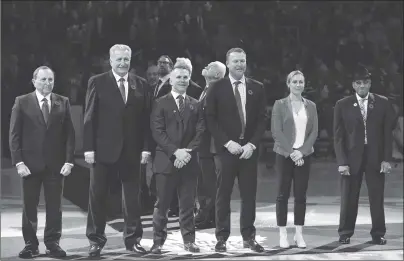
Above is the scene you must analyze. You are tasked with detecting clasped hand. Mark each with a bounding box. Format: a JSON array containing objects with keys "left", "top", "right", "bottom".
[
  {"left": 174, "top": 148, "right": 192, "bottom": 169},
  {"left": 226, "top": 141, "right": 254, "bottom": 159},
  {"left": 290, "top": 150, "right": 304, "bottom": 166}
]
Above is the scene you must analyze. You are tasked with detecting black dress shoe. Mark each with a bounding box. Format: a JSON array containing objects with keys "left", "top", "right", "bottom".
[
  {"left": 339, "top": 236, "right": 350, "bottom": 244},
  {"left": 243, "top": 239, "right": 264, "bottom": 252},
  {"left": 127, "top": 243, "right": 147, "bottom": 254},
  {"left": 19, "top": 246, "right": 39, "bottom": 258},
  {"left": 215, "top": 240, "right": 226, "bottom": 252},
  {"left": 371, "top": 236, "right": 387, "bottom": 245},
  {"left": 46, "top": 244, "right": 67, "bottom": 258},
  {"left": 88, "top": 245, "right": 102, "bottom": 257},
  {"left": 150, "top": 244, "right": 163, "bottom": 254},
  {"left": 184, "top": 242, "right": 200, "bottom": 253}
]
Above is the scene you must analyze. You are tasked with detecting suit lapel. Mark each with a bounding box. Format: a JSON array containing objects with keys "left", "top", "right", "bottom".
[
  {"left": 30, "top": 92, "right": 47, "bottom": 126},
  {"left": 245, "top": 78, "right": 252, "bottom": 125},
  {"left": 108, "top": 70, "right": 126, "bottom": 106},
  {"left": 224, "top": 78, "right": 239, "bottom": 116},
  {"left": 285, "top": 97, "right": 294, "bottom": 120},
  {"left": 182, "top": 95, "right": 192, "bottom": 131},
  {"left": 367, "top": 93, "right": 375, "bottom": 123},
  {"left": 350, "top": 95, "right": 365, "bottom": 124},
  {"left": 47, "top": 93, "right": 59, "bottom": 128},
  {"left": 126, "top": 74, "right": 136, "bottom": 105}
]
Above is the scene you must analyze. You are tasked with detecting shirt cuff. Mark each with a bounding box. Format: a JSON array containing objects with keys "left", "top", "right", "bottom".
[
  {"left": 65, "top": 163, "right": 74, "bottom": 167},
  {"left": 224, "top": 141, "right": 232, "bottom": 148},
  {"left": 16, "top": 162, "right": 24, "bottom": 167},
  {"left": 84, "top": 151, "right": 94, "bottom": 156},
  {"left": 247, "top": 142, "right": 256, "bottom": 150},
  {"left": 142, "top": 151, "right": 151, "bottom": 156}
]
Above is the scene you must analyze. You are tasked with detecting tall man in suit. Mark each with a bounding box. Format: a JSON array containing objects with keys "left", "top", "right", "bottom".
[
  {"left": 9, "top": 66, "right": 75, "bottom": 258},
  {"left": 334, "top": 64, "right": 395, "bottom": 245},
  {"left": 205, "top": 48, "right": 268, "bottom": 252},
  {"left": 152, "top": 55, "right": 203, "bottom": 217},
  {"left": 83, "top": 44, "right": 151, "bottom": 257},
  {"left": 195, "top": 61, "right": 226, "bottom": 229},
  {"left": 150, "top": 58, "right": 205, "bottom": 254}
]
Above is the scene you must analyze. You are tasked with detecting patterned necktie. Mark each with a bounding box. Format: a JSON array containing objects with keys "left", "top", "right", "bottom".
[
  {"left": 359, "top": 98, "right": 368, "bottom": 144},
  {"left": 41, "top": 97, "right": 50, "bottom": 124},
  {"left": 118, "top": 78, "right": 126, "bottom": 103},
  {"left": 234, "top": 81, "right": 245, "bottom": 139},
  {"left": 177, "top": 95, "right": 185, "bottom": 117}
]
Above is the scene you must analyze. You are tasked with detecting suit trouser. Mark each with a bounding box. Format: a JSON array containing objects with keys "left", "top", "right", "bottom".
[
  {"left": 215, "top": 148, "right": 258, "bottom": 241},
  {"left": 275, "top": 154, "right": 311, "bottom": 226},
  {"left": 153, "top": 162, "right": 198, "bottom": 245},
  {"left": 86, "top": 152, "right": 143, "bottom": 248},
  {"left": 22, "top": 168, "right": 64, "bottom": 248},
  {"left": 197, "top": 153, "right": 219, "bottom": 223},
  {"left": 338, "top": 145, "right": 386, "bottom": 238}
]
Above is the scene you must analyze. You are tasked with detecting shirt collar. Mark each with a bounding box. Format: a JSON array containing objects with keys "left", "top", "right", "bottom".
[
  {"left": 159, "top": 74, "right": 171, "bottom": 83},
  {"left": 35, "top": 90, "right": 51, "bottom": 103},
  {"left": 171, "top": 90, "right": 186, "bottom": 100},
  {"left": 356, "top": 92, "right": 369, "bottom": 101},
  {"left": 112, "top": 70, "right": 128, "bottom": 82},
  {"left": 229, "top": 74, "right": 246, "bottom": 86}
]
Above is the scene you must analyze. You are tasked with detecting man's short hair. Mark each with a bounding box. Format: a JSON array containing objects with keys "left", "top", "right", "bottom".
[
  {"left": 33, "top": 66, "right": 54, "bottom": 80},
  {"left": 210, "top": 61, "right": 226, "bottom": 79},
  {"left": 173, "top": 57, "right": 192, "bottom": 75},
  {"left": 109, "top": 44, "right": 132, "bottom": 57},
  {"left": 158, "top": 55, "right": 173, "bottom": 68},
  {"left": 226, "top": 47, "right": 246, "bottom": 61}
]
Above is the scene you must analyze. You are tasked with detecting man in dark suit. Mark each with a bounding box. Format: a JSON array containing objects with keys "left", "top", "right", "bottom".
[
  {"left": 195, "top": 61, "right": 227, "bottom": 229},
  {"left": 9, "top": 66, "right": 75, "bottom": 258},
  {"left": 152, "top": 55, "right": 203, "bottom": 217},
  {"left": 334, "top": 64, "right": 396, "bottom": 245},
  {"left": 83, "top": 44, "right": 151, "bottom": 257},
  {"left": 205, "top": 48, "right": 267, "bottom": 252},
  {"left": 150, "top": 58, "right": 205, "bottom": 254}
]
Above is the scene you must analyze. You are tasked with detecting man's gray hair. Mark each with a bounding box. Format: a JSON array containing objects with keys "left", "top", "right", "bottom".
[
  {"left": 33, "top": 66, "right": 54, "bottom": 80},
  {"left": 211, "top": 61, "right": 226, "bottom": 79},
  {"left": 109, "top": 44, "right": 132, "bottom": 57},
  {"left": 173, "top": 57, "right": 192, "bottom": 74}
]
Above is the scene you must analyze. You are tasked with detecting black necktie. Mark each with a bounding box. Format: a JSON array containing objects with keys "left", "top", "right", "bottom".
[
  {"left": 118, "top": 78, "right": 126, "bottom": 103},
  {"left": 234, "top": 81, "right": 245, "bottom": 139},
  {"left": 41, "top": 97, "right": 50, "bottom": 124},
  {"left": 177, "top": 95, "right": 185, "bottom": 117},
  {"left": 154, "top": 79, "right": 163, "bottom": 97}
]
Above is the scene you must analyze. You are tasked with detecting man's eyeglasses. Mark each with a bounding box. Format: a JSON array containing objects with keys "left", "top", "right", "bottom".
[{"left": 158, "top": 61, "right": 170, "bottom": 65}]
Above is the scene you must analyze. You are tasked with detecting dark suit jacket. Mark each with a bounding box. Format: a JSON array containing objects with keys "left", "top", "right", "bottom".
[
  {"left": 333, "top": 93, "right": 395, "bottom": 175},
  {"left": 205, "top": 77, "right": 268, "bottom": 153},
  {"left": 154, "top": 79, "right": 203, "bottom": 100},
  {"left": 151, "top": 93, "right": 205, "bottom": 174},
  {"left": 9, "top": 92, "right": 75, "bottom": 173},
  {"left": 199, "top": 86, "right": 216, "bottom": 156},
  {"left": 271, "top": 97, "right": 318, "bottom": 157},
  {"left": 83, "top": 70, "right": 150, "bottom": 167}
]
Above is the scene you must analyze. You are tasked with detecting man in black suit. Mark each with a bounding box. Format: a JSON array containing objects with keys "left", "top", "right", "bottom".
[
  {"left": 195, "top": 61, "right": 227, "bottom": 229},
  {"left": 152, "top": 55, "right": 203, "bottom": 217},
  {"left": 150, "top": 58, "right": 204, "bottom": 254},
  {"left": 83, "top": 44, "right": 151, "bottom": 257},
  {"left": 9, "top": 66, "right": 75, "bottom": 258},
  {"left": 205, "top": 48, "right": 267, "bottom": 253},
  {"left": 334, "top": 64, "right": 396, "bottom": 245}
]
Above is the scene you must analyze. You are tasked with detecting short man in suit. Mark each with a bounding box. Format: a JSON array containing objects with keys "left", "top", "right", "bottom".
[
  {"left": 205, "top": 48, "right": 268, "bottom": 252},
  {"left": 150, "top": 58, "right": 205, "bottom": 254},
  {"left": 152, "top": 55, "right": 203, "bottom": 217},
  {"left": 83, "top": 44, "right": 151, "bottom": 257},
  {"left": 9, "top": 66, "right": 75, "bottom": 258},
  {"left": 334, "top": 64, "right": 396, "bottom": 245},
  {"left": 195, "top": 61, "right": 226, "bottom": 229}
]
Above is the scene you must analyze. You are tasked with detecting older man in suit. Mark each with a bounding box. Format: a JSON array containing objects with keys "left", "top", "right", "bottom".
[
  {"left": 195, "top": 61, "right": 226, "bottom": 229},
  {"left": 9, "top": 66, "right": 75, "bottom": 258},
  {"left": 334, "top": 64, "right": 396, "bottom": 245},
  {"left": 150, "top": 58, "right": 205, "bottom": 254},
  {"left": 83, "top": 44, "right": 151, "bottom": 257},
  {"left": 205, "top": 48, "right": 268, "bottom": 252}
]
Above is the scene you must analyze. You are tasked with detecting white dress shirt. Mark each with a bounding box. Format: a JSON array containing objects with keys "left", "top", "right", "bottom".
[
  {"left": 292, "top": 104, "right": 308, "bottom": 148},
  {"left": 199, "top": 86, "right": 208, "bottom": 101},
  {"left": 356, "top": 92, "right": 369, "bottom": 116},
  {"left": 171, "top": 91, "right": 186, "bottom": 109},
  {"left": 112, "top": 70, "right": 128, "bottom": 103},
  {"left": 156, "top": 74, "right": 171, "bottom": 96}
]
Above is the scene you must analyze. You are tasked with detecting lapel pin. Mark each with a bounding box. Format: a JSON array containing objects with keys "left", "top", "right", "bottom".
[
  {"left": 174, "top": 110, "right": 177, "bottom": 113},
  {"left": 353, "top": 103, "right": 358, "bottom": 107},
  {"left": 130, "top": 85, "right": 136, "bottom": 90},
  {"left": 369, "top": 104, "right": 374, "bottom": 109},
  {"left": 190, "top": 105, "right": 194, "bottom": 110},
  {"left": 248, "top": 90, "right": 253, "bottom": 95},
  {"left": 55, "top": 101, "right": 60, "bottom": 106}
]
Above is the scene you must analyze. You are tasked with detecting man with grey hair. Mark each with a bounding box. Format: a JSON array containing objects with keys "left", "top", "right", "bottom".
[
  {"left": 195, "top": 61, "right": 226, "bottom": 229},
  {"left": 150, "top": 57, "right": 205, "bottom": 254},
  {"left": 83, "top": 44, "right": 151, "bottom": 257},
  {"left": 9, "top": 66, "right": 75, "bottom": 258}
]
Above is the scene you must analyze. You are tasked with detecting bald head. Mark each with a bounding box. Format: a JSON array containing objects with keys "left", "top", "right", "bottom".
[{"left": 202, "top": 61, "right": 226, "bottom": 85}]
